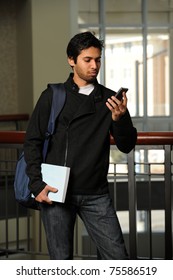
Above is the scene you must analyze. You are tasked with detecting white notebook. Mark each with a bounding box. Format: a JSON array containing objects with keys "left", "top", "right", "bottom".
[{"left": 41, "top": 163, "right": 70, "bottom": 203}]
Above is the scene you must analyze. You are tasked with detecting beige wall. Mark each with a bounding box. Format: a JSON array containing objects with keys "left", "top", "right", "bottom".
[
  {"left": 16, "top": 0, "right": 33, "bottom": 114},
  {"left": 31, "top": 0, "right": 73, "bottom": 106},
  {"left": 0, "top": 0, "right": 18, "bottom": 114},
  {"left": 0, "top": 0, "right": 78, "bottom": 116}
]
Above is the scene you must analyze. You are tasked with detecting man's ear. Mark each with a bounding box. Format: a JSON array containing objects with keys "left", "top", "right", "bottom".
[{"left": 68, "top": 57, "right": 75, "bottom": 67}]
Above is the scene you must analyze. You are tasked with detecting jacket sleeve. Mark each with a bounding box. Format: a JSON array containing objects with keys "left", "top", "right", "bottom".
[
  {"left": 24, "top": 88, "right": 53, "bottom": 197},
  {"left": 110, "top": 109, "right": 137, "bottom": 154}
]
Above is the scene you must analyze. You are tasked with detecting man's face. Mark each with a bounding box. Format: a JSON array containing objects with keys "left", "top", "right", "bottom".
[{"left": 68, "top": 47, "right": 101, "bottom": 86}]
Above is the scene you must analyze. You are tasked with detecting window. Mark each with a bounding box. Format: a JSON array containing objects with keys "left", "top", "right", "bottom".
[{"left": 78, "top": 0, "right": 173, "bottom": 130}]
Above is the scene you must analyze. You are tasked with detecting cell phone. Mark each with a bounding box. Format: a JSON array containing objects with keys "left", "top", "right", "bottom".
[{"left": 115, "top": 87, "right": 128, "bottom": 101}]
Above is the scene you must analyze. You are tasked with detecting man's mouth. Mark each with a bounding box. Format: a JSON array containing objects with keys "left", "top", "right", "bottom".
[{"left": 90, "top": 71, "right": 97, "bottom": 76}]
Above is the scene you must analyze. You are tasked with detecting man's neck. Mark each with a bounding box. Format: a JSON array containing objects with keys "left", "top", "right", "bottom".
[{"left": 73, "top": 77, "right": 88, "bottom": 87}]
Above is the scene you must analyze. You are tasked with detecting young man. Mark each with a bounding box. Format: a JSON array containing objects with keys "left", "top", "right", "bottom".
[{"left": 24, "top": 31, "right": 137, "bottom": 259}]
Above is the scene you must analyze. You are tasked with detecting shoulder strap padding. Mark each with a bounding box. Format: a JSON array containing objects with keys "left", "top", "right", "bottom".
[{"left": 42, "top": 83, "right": 66, "bottom": 161}]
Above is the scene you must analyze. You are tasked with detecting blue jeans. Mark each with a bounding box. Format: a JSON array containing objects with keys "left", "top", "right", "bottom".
[{"left": 40, "top": 193, "right": 128, "bottom": 260}]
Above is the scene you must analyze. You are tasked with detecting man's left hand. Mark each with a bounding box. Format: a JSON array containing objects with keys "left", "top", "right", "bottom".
[{"left": 106, "top": 92, "right": 127, "bottom": 121}]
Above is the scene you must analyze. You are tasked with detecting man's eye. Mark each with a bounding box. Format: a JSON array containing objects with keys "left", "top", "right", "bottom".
[{"left": 84, "top": 58, "right": 101, "bottom": 63}]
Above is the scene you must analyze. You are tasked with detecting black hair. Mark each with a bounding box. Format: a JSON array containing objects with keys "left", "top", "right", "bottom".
[{"left": 66, "top": 31, "right": 104, "bottom": 63}]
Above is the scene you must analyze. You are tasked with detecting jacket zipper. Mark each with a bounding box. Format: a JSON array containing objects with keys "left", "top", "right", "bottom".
[{"left": 64, "top": 125, "right": 69, "bottom": 167}]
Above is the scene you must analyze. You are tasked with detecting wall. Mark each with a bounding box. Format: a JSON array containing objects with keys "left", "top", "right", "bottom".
[
  {"left": 0, "top": 0, "right": 18, "bottom": 114},
  {"left": 30, "top": 0, "right": 72, "bottom": 106},
  {"left": 0, "top": 0, "right": 78, "bottom": 116}
]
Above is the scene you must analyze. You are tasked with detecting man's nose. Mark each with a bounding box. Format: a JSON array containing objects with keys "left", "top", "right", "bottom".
[{"left": 91, "top": 60, "right": 97, "bottom": 69}]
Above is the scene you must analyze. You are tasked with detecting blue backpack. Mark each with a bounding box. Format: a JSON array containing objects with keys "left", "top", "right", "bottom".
[{"left": 14, "top": 83, "right": 66, "bottom": 210}]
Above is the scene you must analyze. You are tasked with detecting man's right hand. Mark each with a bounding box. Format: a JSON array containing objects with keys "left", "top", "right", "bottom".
[{"left": 35, "top": 185, "right": 58, "bottom": 204}]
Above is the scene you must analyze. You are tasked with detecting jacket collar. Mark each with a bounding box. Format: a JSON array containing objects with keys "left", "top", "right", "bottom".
[
  {"left": 65, "top": 73, "right": 103, "bottom": 103},
  {"left": 65, "top": 73, "right": 103, "bottom": 118}
]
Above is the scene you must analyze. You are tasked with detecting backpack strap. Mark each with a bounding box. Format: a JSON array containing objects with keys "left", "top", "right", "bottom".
[{"left": 42, "top": 83, "right": 66, "bottom": 161}]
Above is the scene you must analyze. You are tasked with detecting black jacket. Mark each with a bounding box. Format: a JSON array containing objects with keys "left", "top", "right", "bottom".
[{"left": 24, "top": 74, "right": 137, "bottom": 197}]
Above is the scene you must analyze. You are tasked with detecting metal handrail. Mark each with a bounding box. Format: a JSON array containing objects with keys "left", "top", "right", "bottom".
[
  {"left": 0, "top": 131, "right": 25, "bottom": 143},
  {"left": 1, "top": 131, "right": 173, "bottom": 145},
  {"left": 0, "top": 114, "right": 29, "bottom": 122}
]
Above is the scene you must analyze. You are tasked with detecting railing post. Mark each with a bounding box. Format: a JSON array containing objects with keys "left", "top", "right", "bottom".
[
  {"left": 164, "top": 144, "right": 172, "bottom": 259},
  {"left": 128, "top": 149, "right": 137, "bottom": 259}
]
